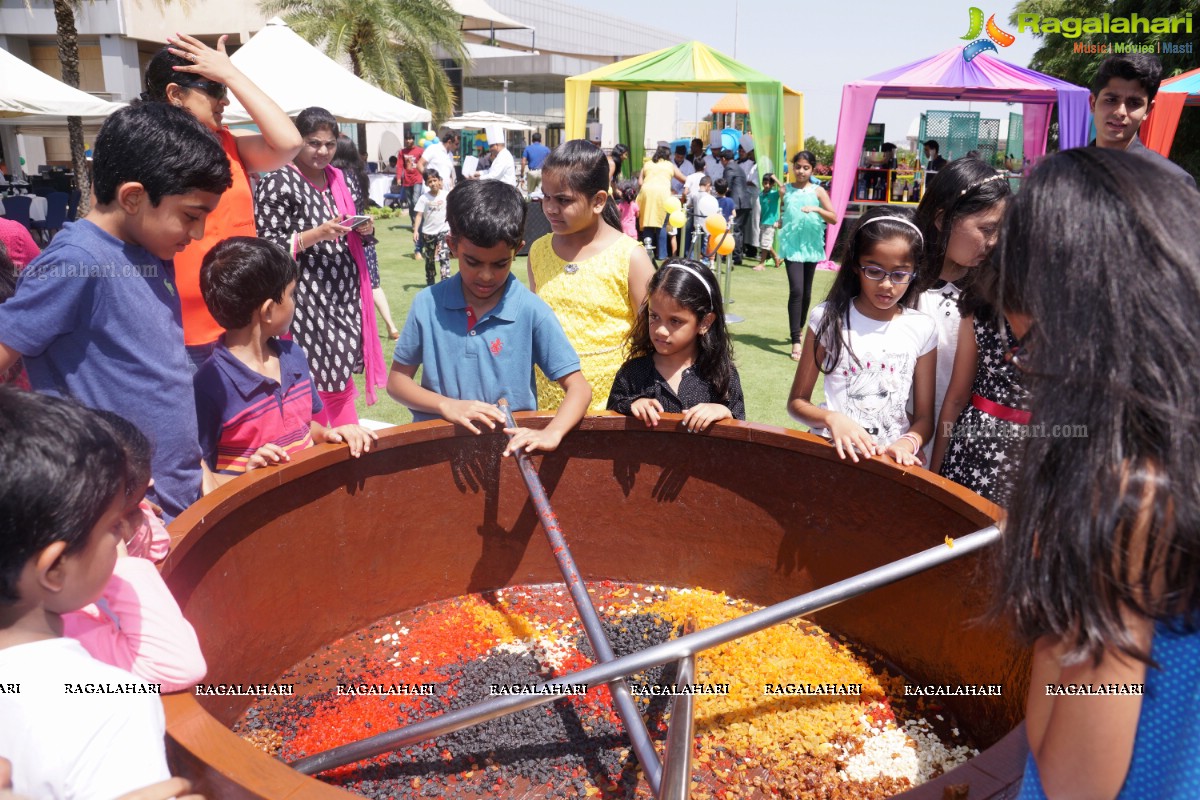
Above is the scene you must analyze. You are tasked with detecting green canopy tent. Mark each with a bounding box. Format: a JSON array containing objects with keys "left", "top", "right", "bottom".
[{"left": 564, "top": 41, "right": 803, "bottom": 180}]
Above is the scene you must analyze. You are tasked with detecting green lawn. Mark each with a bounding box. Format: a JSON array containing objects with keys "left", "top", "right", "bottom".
[{"left": 352, "top": 214, "right": 834, "bottom": 431}]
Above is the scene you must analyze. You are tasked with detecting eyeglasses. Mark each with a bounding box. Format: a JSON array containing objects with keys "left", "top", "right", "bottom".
[
  {"left": 305, "top": 138, "right": 338, "bottom": 152},
  {"left": 859, "top": 265, "right": 916, "bottom": 284},
  {"left": 181, "top": 79, "right": 228, "bottom": 102}
]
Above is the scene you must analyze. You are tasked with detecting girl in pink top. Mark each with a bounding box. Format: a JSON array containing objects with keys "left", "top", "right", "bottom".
[
  {"left": 617, "top": 180, "right": 640, "bottom": 239},
  {"left": 62, "top": 412, "right": 205, "bottom": 692}
]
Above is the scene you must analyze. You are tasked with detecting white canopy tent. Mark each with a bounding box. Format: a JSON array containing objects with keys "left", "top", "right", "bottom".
[
  {"left": 0, "top": 46, "right": 126, "bottom": 123},
  {"left": 0, "top": 46, "right": 127, "bottom": 180},
  {"left": 441, "top": 111, "right": 534, "bottom": 131},
  {"left": 222, "top": 18, "right": 432, "bottom": 125}
]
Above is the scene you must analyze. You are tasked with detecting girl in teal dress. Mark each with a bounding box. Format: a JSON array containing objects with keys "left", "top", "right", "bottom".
[{"left": 777, "top": 150, "right": 837, "bottom": 360}]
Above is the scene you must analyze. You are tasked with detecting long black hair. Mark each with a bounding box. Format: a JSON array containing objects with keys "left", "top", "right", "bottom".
[
  {"left": 651, "top": 144, "right": 670, "bottom": 163},
  {"left": 542, "top": 139, "right": 622, "bottom": 231},
  {"left": 909, "top": 156, "right": 1011, "bottom": 306},
  {"left": 332, "top": 136, "right": 370, "bottom": 213},
  {"left": 994, "top": 148, "right": 1200, "bottom": 664},
  {"left": 626, "top": 259, "right": 736, "bottom": 402},
  {"left": 812, "top": 206, "right": 923, "bottom": 375},
  {"left": 610, "top": 143, "right": 630, "bottom": 181}
]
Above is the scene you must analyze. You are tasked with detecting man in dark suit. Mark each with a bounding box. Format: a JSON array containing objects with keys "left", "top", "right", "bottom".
[{"left": 721, "top": 148, "right": 750, "bottom": 265}]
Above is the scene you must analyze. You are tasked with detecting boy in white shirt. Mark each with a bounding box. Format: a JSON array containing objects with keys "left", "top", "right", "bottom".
[
  {"left": 0, "top": 388, "right": 173, "bottom": 799},
  {"left": 413, "top": 169, "right": 452, "bottom": 285}
]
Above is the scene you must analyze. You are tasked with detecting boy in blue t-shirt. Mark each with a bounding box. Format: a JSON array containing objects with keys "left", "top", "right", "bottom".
[
  {"left": 713, "top": 178, "right": 736, "bottom": 224},
  {"left": 388, "top": 180, "right": 592, "bottom": 455},
  {"left": 0, "top": 104, "right": 233, "bottom": 520}
]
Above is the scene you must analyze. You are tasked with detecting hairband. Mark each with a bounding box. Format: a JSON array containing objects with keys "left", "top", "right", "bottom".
[
  {"left": 960, "top": 173, "right": 1006, "bottom": 196},
  {"left": 666, "top": 263, "right": 714, "bottom": 304},
  {"left": 857, "top": 215, "right": 924, "bottom": 244}
]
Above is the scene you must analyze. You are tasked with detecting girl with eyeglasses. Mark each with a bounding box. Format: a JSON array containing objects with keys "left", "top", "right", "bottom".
[
  {"left": 142, "top": 34, "right": 302, "bottom": 372},
  {"left": 787, "top": 207, "right": 935, "bottom": 465}
]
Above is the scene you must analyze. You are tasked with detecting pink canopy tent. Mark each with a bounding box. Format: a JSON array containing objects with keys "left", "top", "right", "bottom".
[
  {"left": 1140, "top": 67, "right": 1200, "bottom": 158},
  {"left": 825, "top": 45, "right": 1092, "bottom": 258}
]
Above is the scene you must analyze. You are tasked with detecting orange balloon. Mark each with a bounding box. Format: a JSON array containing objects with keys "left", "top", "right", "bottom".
[
  {"left": 716, "top": 234, "right": 736, "bottom": 256},
  {"left": 704, "top": 214, "right": 727, "bottom": 236}
]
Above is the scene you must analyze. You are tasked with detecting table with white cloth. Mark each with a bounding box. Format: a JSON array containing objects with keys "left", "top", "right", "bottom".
[
  {"left": 368, "top": 173, "right": 395, "bottom": 207},
  {"left": 0, "top": 195, "right": 48, "bottom": 222}
]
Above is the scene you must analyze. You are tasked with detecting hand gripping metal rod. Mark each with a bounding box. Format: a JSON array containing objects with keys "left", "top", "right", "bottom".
[
  {"left": 290, "top": 525, "right": 1001, "bottom": 775},
  {"left": 495, "top": 399, "right": 663, "bottom": 793}
]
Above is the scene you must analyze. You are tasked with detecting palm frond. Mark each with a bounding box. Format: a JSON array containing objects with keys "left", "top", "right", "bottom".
[{"left": 257, "top": 0, "right": 464, "bottom": 116}]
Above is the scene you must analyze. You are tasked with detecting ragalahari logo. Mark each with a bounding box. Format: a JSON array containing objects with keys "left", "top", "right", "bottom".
[{"left": 961, "top": 7, "right": 1016, "bottom": 62}]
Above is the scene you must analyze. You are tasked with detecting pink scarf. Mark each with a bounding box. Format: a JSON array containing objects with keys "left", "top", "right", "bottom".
[{"left": 326, "top": 164, "right": 386, "bottom": 406}]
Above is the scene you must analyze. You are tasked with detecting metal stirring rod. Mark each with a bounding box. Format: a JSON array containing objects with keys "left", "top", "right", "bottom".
[{"left": 498, "top": 399, "right": 664, "bottom": 794}]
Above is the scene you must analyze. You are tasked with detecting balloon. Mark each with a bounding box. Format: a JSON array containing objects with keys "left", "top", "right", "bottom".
[
  {"left": 663, "top": 196, "right": 682, "bottom": 214},
  {"left": 704, "top": 214, "right": 727, "bottom": 236},
  {"left": 716, "top": 234, "right": 736, "bottom": 256},
  {"left": 668, "top": 210, "right": 686, "bottom": 229}
]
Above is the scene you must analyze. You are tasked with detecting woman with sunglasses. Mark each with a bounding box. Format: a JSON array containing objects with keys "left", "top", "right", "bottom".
[
  {"left": 787, "top": 207, "right": 936, "bottom": 466},
  {"left": 142, "top": 34, "right": 302, "bottom": 371}
]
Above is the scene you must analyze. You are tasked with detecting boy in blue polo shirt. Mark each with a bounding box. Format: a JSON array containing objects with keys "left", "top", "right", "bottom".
[
  {"left": 388, "top": 180, "right": 591, "bottom": 455},
  {"left": 0, "top": 103, "right": 232, "bottom": 520},
  {"left": 194, "top": 237, "right": 377, "bottom": 487}
]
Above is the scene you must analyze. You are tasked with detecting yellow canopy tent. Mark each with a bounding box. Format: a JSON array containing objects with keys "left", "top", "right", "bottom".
[{"left": 565, "top": 41, "right": 803, "bottom": 179}]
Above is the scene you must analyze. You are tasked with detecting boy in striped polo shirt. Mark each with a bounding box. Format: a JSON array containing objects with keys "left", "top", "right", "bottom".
[{"left": 193, "top": 237, "right": 376, "bottom": 487}]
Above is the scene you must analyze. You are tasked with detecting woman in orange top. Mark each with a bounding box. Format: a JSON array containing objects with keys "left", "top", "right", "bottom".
[{"left": 142, "top": 33, "right": 302, "bottom": 370}]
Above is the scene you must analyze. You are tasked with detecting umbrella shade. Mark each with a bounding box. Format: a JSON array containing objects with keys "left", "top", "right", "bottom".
[
  {"left": 710, "top": 94, "right": 749, "bottom": 114},
  {"left": 222, "top": 18, "right": 431, "bottom": 125},
  {"left": 0, "top": 47, "right": 126, "bottom": 122},
  {"left": 441, "top": 111, "right": 534, "bottom": 131}
]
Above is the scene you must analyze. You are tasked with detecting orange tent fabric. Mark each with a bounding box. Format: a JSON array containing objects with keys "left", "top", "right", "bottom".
[{"left": 710, "top": 93, "right": 749, "bottom": 114}]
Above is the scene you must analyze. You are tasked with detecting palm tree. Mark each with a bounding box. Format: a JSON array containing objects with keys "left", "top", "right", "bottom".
[
  {"left": 261, "top": 0, "right": 468, "bottom": 152},
  {"left": 47, "top": 0, "right": 92, "bottom": 216}
]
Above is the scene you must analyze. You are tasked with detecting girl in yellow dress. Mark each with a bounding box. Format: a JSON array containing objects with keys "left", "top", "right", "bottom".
[{"left": 529, "top": 141, "right": 656, "bottom": 410}]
